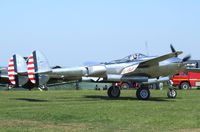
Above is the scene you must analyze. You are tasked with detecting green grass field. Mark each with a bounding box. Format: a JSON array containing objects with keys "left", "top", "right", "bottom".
[{"left": 0, "top": 89, "right": 200, "bottom": 132}]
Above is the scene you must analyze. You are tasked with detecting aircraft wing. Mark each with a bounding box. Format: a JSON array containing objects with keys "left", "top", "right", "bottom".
[{"left": 139, "top": 51, "right": 182, "bottom": 67}]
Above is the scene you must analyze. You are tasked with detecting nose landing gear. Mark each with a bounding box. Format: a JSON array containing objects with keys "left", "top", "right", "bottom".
[{"left": 167, "top": 88, "right": 177, "bottom": 98}]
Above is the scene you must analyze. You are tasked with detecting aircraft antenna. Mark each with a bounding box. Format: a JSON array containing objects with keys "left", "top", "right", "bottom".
[{"left": 145, "top": 41, "right": 149, "bottom": 56}]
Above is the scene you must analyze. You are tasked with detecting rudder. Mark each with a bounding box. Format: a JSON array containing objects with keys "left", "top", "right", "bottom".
[{"left": 27, "top": 50, "right": 51, "bottom": 86}]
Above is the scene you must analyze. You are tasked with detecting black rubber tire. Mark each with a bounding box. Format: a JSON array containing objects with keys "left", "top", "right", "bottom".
[
  {"left": 39, "top": 85, "right": 48, "bottom": 91},
  {"left": 107, "top": 86, "right": 121, "bottom": 98},
  {"left": 136, "top": 87, "right": 150, "bottom": 100},
  {"left": 167, "top": 89, "right": 177, "bottom": 98},
  {"left": 180, "top": 82, "right": 190, "bottom": 90},
  {"left": 8, "top": 84, "right": 14, "bottom": 90}
]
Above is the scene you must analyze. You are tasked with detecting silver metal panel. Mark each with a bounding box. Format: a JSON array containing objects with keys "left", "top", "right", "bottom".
[
  {"left": 50, "top": 67, "right": 87, "bottom": 78},
  {"left": 107, "top": 74, "right": 148, "bottom": 82}
]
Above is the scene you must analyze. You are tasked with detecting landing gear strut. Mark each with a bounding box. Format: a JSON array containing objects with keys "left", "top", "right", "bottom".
[
  {"left": 167, "top": 88, "right": 177, "bottom": 98},
  {"left": 38, "top": 85, "right": 48, "bottom": 91},
  {"left": 167, "top": 80, "right": 177, "bottom": 99},
  {"left": 136, "top": 86, "right": 150, "bottom": 100},
  {"left": 7, "top": 84, "right": 14, "bottom": 90},
  {"left": 107, "top": 85, "right": 121, "bottom": 98}
]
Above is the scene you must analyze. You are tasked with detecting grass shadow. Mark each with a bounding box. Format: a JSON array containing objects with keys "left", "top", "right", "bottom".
[
  {"left": 84, "top": 95, "right": 175, "bottom": 102},
  {"left": 11, "top": 98, "right": 49, "bottom": 102}
]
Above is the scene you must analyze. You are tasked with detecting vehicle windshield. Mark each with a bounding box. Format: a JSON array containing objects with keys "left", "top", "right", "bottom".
[{"left": 108, "top": 53, "right": 148, "bottom": 64}]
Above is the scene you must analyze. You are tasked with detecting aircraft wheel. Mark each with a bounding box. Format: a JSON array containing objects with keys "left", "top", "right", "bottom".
[
  {"left": 167, "top": 89, "right": 177, "bottom": 98},
  {"left": 38, "top": 85, "right": 48, "bottom": 91},
  {"left": 7, "top": 84, "right": 14, "bottom": 90},
  {"left": 107, "top": 86, "right": 121, "bottom": 98},
  {"left": 136, "top": 86, "right": 150, "bottom": 100}
]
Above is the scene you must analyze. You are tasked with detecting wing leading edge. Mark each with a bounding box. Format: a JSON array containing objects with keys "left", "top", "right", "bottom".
[{"left": 139, "top": 51, "right": 182, "bottom": 67}]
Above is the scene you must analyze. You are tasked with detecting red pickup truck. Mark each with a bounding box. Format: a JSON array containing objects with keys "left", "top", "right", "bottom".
[{"left": 171, "top": 71, "right": 200, "bottom": 89}]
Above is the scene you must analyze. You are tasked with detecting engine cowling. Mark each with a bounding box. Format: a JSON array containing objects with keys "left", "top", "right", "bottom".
[{"left": 86, "top": 65, "right": 107, "bottom": 77}]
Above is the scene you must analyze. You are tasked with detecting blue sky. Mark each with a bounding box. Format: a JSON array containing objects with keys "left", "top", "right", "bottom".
[{"left": 0, "top": 0, "right": 200, "bottom": 66}]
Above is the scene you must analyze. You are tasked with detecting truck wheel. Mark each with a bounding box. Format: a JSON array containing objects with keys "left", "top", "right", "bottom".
[
  {"left": 107, "top": 86, "right": 121, "bottom": 98},
  {"left": 121, "top": 83, "right": 130, "bottom": 89},
  {"left": 136, "top": 86, "right": 150, "bottom": 100},
  {"left": 167, "top": 89, "right": 177, "bottom": 98},
  {"left": 180, "top": 82, "right": 190, "bottom": 90}
]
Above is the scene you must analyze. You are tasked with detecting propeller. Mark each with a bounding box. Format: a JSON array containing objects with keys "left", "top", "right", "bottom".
[
  {"left": 182, "top": 55, "right": 191, "bottom": 62},
  {"left": 170, "top": 44, "right": 191, "bottom": 62}
]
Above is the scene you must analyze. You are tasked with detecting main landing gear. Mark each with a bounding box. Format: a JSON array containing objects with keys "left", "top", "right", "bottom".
[
  {"left": 38, "top": 85, "right": 48, "bottom": 91},
  {"left": 107, "top": 85, "right": 150, "bottom": 100},
  {"left": 107, "top": 85, "right": 121, "bottom": 98},
  {"left": 107, "top": 84, "right": 177, "bottom": 100},
  {"left": 7, "top": 84, "right": 14, "bottom": 90},
  {"left": 136, "top": 86, "right": 150, "bottom": 100}
]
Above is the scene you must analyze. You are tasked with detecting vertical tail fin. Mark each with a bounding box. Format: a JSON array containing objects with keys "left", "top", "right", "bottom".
[
  {"left": 8, "top": 54, "right": 28, "bottom": 87},
  {"left": 27, "top": 53, "right": 36, "bottom": 84},
  {"left": 27, "top": 51, "right": 51, "bottom": 86},
  {"left": 8, "top": 56, "right": 17, "bottom": 85}
]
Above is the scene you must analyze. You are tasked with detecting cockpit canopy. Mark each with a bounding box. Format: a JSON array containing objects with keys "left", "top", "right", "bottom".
[{"left": 108, "top": 53, "right": 148, "bottom": 64}]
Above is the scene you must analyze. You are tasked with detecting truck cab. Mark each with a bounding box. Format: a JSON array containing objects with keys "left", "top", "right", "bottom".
[{"left": 171, "top": 71, "right": 200, "bottom": 89}]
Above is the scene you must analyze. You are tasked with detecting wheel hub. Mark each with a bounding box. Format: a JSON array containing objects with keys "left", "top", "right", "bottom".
[
  {"left": 111, "top": 88, "right": 119, "bottom": 96},
  {"left": 140, "top": 90, "right": 148, "bottom": 98},
  {"left": 183, "top": 85, "right": 188, "bottom": 89},
  {"left": 170, "top": 90, "right": 176, "bottom": 97}
]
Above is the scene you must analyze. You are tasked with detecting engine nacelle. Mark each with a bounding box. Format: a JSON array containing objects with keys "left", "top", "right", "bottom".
[{"left": 86, "top": 65, "right": 107, "bottom": 77}]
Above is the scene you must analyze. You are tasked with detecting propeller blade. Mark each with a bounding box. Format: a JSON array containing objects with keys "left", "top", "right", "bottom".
[
  {"left": 170, "top": 44, "right": 178, "bottom": 57},
  {"left": 170, "top": 44, "right": 176, "bottom": 53},
  {"left": 182, "top": 55, "right": 191, "bottom": 62}
]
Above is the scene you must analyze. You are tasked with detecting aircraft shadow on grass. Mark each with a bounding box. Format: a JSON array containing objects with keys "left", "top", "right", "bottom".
[
  {"left": 11, "top": 98, "right": 49, "bottom": 102},
  {"left": 84, "top": 95, "right": 178, "bottom": 102}
]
